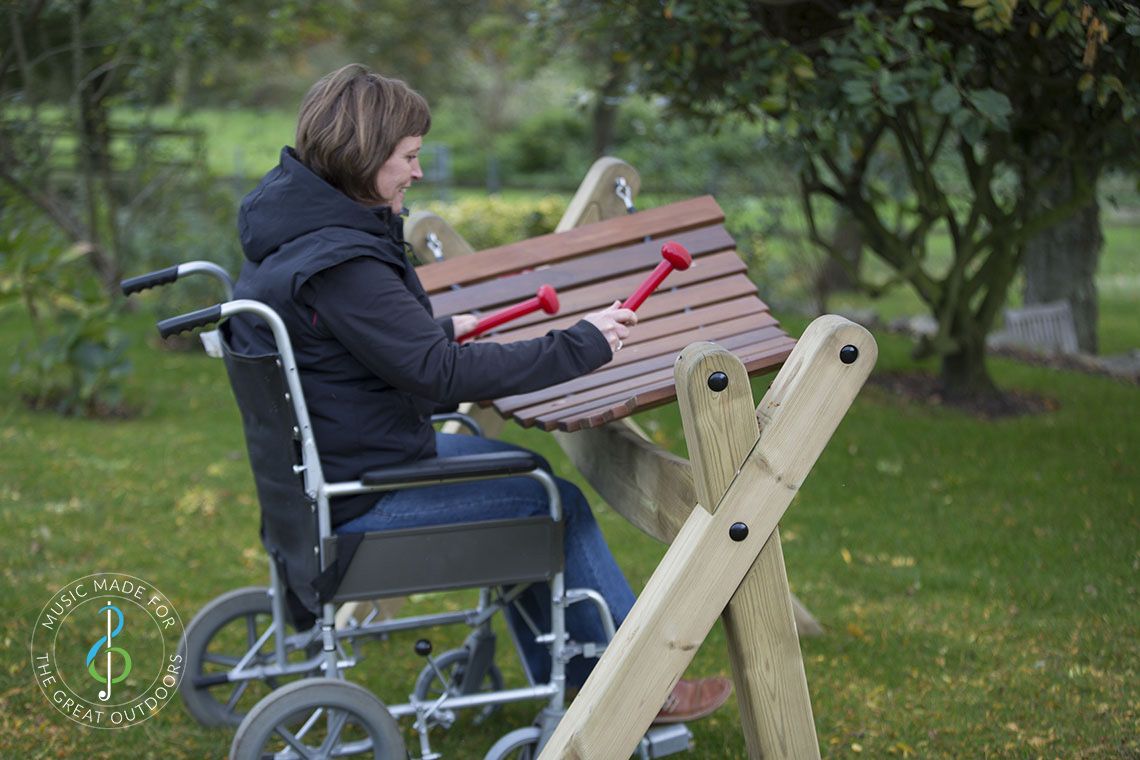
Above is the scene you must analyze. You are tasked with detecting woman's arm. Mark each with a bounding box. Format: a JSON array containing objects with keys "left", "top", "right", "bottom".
[{"left": 302, "top": 257, "right": 614, "bottom": 405}]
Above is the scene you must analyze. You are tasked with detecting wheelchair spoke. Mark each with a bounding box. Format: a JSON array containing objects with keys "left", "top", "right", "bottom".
[
  {"left": 225, "top": 679, "right": 251, "bottom": 713},
  {"left": 247, "top": 614, "right": 260, "bottom": 647},
  {"left": 274, "top": 724, "right": 318, "bottom": 760},
  {"left": 295, "top": 706, "right": 325, "bottom": 740},
  {"left": 318, "top": 709, "right": 350, "bottom": 755}
]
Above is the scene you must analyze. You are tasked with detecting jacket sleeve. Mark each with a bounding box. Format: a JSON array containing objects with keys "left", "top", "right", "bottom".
[
  {"left": 436, "top": 315, "right": 456, "bottom": 341},
  {"left": 301, "top": 257, "right": 612, "bottom": 405}
]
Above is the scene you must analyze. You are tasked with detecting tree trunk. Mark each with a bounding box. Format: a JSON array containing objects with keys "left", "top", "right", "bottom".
[
  {"left": 73, "top": 0, "right": 121, "bottom": 294},
  {"left": 591, "top": 60, "right": 627, "bottom": 159},
  {"left": 813, "top": 207, "right": 864, "bottom": 310},
  {"left": 1022, "top": 170, "right": 1102, "bottom": 354},
  {"left": 940, "top": 336, "right": 997, "bottom": 401}
]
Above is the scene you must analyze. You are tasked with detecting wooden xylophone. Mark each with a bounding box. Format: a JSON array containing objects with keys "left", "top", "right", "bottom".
[{"left": 417, "top": 196, "right": 796, "bottom": 431}]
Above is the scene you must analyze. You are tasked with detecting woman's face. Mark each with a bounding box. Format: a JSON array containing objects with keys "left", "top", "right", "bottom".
[{"left": 373, "top": 135, "right": 424, "bottom": 211}]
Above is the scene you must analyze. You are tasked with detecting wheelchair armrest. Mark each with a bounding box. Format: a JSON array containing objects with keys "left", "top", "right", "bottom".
[{"left": 360, "top": 451, "right": 541, "bottom": 487}]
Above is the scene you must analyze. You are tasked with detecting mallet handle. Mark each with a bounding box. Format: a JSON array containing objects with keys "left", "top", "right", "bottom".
[
  {"left": 621, "top": 262, "right": 672, "bottom": 312},
  {"left": 621, "top": 241, "right": 693, "bottom": 312},
  {"left": 457, "top": 285, "right": 559, "bottom": 342}
]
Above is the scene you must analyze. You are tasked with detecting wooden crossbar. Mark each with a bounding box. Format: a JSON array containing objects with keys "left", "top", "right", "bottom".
[{"left": 422, "top": 197, "right": 794, "bottom": 432}]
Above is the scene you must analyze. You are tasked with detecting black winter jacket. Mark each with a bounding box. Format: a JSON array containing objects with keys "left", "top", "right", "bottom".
[{"left": 230, "top": 148, "right": 612, "bottom": 526}]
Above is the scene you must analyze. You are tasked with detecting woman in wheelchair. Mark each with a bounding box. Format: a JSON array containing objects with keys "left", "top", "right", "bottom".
[{"left": 227, "top": 63, "right": 730, "bottom": 727}]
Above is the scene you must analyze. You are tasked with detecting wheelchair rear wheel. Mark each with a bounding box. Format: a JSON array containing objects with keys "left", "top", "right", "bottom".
[
  {"left": 180, "top": 586, "right": 320, "bottom": 727},
  {"left": 230, "top": 677, "right": 405, "bottom": 759},
  {"left": 412, "top": 646, "right": 504, "bottom": 726}
]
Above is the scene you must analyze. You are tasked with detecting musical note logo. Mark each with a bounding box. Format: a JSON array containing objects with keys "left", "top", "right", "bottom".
[{"left": 85, "top": 603, "right": 132, "bottom": 702}]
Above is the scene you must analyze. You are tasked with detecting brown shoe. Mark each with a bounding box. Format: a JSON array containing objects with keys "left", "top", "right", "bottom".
[{"left": 653, "top": 676, "right": 733, "bottom": 725}]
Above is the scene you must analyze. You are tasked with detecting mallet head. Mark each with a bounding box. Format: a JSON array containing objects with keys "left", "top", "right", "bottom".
[
  {"left": 536, "top": 284, "right": 560, "bottom": 314},
  {"left": 661, "top": 241, "right": 692, "bottom": 271}
]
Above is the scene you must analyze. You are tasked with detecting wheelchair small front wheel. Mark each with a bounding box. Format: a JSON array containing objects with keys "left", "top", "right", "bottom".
[
  {"left": 412, "top": 646, "right": 504, "bottom": 726},
  {"left": 484, "top": 725, "right": 543, "bottom": 760},
  {"left": 179, "top": 586, "right": 319, "bottom": 727},
  {"left": 230, "top": 678, "right": 405, "bottom": 760}
]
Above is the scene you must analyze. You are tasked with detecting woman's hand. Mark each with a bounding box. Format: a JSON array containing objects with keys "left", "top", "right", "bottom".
[
  {"left": 451, "top": 313, "right": 478, "bottom": 339},
  {"left": 584, "top": 301, "right": 637, "bottom": 354}
]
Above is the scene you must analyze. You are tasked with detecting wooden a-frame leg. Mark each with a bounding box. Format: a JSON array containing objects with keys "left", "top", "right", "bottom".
[
  {"left": 679, "top": 346, "right": 817, "bottom": 758},
  {"left": 555, "top": 157, "right": 641, "bottom": 232},
  {"left": 537, "top": 316, "right": 876, "bottom": 759},
  {"left": 405, "top": 210, "right": 476, "bottom": 261}
]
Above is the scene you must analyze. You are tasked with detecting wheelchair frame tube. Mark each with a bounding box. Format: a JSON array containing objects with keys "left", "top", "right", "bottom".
[
  {"left": 176, "top": 261, "right": 235, "bottom": 299},
  {"left": 387, "top": 683, "right": 561, "bottom": 719}
]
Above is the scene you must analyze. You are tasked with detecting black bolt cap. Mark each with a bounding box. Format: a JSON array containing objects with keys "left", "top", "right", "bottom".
[
  {"left": 840, "top": 344, "right": 859, "bottom": 364},
  {"left": 729, "top": 522, "right": 749, "bottom": 541},
  {"left": 708, "top": 371, "right": 729, "bottom": 392}
]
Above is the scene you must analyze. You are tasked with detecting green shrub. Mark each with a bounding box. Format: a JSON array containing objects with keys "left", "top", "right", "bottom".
[
  {"left": 418, "top": 194, "right": 568, "bottom": 251},
  {"left": 0, "top": 197, "right": 132, "bottom": 416},
  {"left": 499, "top": 108, "right": 591, "bottom": 179},
  {"left": 122, "top": 179, "right": 245, "bottom": 318}
]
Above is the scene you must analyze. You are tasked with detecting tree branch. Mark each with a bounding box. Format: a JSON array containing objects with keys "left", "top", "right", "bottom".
[
  {"left": 894, "top": 108, "right": 954, "bottom": 231},
  {"left": 0, "top": 165, "right": 87, "bottom": 243},
  {"left": 0, "top": 0, "right": 48, "bottom": 85}
]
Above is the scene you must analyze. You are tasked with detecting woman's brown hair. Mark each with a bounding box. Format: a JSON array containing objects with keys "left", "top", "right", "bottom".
[{"left": 295, "top": 64, "right": 431, "bottom": 205}]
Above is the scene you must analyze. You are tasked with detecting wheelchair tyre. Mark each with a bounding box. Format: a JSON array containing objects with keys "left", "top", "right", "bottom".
[
  {"left": 412, "top": 646, "right": 504, "bottom": 726},
  {"left": 483, "top": 726, "right": 542, "bottom": 760},
  {"left": 179, "top": 586, "right": 319, "bottom": 727},
  {"left": 231, "top": 678, "right": 404, "bottom": 760}
]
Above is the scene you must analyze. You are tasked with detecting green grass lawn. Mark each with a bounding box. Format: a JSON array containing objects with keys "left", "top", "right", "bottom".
[{"left": 0, "top": 300, "right": 1136, "bottom": 757}]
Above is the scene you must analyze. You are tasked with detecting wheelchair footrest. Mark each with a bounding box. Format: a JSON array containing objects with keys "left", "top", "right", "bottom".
[{"left": 641, "top": 723, "right": 694, "bottom": 758}]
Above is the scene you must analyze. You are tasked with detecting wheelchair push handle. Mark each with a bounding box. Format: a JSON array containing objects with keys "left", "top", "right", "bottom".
[
  {"left": 157, "top": 305, "right": 223, "bottom": 339},
  {"left": 121, "top": 261, "right": 235, "bottom": 299},
  {"left": 121, "top": 265, "right": 180, "bottom": 296}
]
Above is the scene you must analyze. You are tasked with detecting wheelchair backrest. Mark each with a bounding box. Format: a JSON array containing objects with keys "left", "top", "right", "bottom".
[{"left": 220, "top": 335, "right": 324, "bottom": 617}]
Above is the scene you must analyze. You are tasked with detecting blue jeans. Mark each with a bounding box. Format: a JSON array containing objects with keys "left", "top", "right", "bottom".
[{"left": 335, "top": 433, "right": 636, "bottom": 687}]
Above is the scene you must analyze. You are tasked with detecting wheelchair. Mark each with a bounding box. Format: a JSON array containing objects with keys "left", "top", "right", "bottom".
[{"left": 125, "top": 263, "right": 695, "bottom": 759}]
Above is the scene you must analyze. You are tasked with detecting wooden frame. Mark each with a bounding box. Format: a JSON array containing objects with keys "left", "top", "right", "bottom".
[
  {"left": 397, "top": 158, "right": 878, "bottom": 757},
  {"left": 538, "top": 319, "right": 876, "bottom": 758}
]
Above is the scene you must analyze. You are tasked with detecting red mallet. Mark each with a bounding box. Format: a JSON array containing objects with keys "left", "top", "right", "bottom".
[
  {"left": 457, "top": 284, "right": 560, "bottom": 342},
  {"left": 621, "top": 241, "right": 692, "bottom": 311}
]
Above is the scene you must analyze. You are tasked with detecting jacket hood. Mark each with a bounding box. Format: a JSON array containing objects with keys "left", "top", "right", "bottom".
[{"left": 238, "top": 147, "right": 402, "bottom": 264}]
